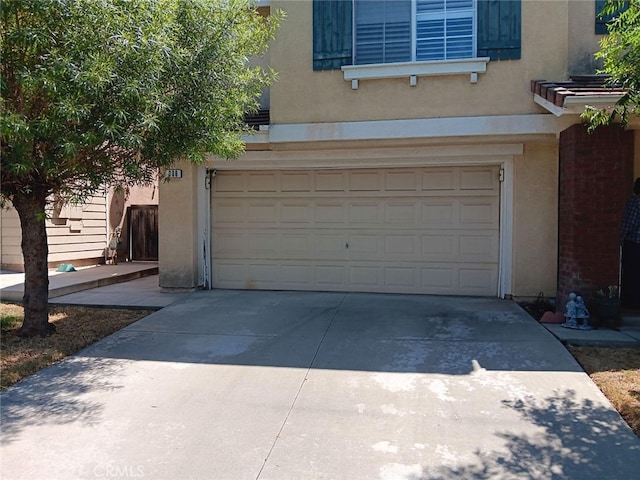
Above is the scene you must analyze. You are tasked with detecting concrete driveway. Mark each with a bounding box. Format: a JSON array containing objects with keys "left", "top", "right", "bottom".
[{"left": 2, "top": 291, "right": 639, "bottom": 479}]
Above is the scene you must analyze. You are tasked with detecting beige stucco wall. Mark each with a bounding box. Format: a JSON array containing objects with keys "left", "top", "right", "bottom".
[
  {"left": 158, "top": 1, "right": 618, "bottom": 296},
  {"left": 158, "top": 161, "right": 200, "bottom": 288},
  {"left": 511, "top": 142, "right": 559, "bottom": 298},
  {"left": 568, "top": 0, "right": 606, "bottom": 74},
  {"left": 268, "top": 0, "right": 602, "bottom": 124}
]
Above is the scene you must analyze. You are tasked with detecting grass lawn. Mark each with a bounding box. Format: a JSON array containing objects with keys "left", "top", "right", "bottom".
[
  {"left": 1, "top": 302, "right": 639, "bottom": 439},
  {"left": 1, "top": 303, "right": 153, "bottom": 391},
  {"left": 568, "top": 345, "right": 640, "bottom": 438}
]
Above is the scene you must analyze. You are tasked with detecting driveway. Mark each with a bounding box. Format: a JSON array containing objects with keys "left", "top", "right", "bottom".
[{"left": 1, "top": 291, "right": 639, "bottom": 479}]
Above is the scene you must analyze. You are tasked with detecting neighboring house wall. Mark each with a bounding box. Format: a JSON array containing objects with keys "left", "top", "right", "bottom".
[
  {"left": 107, "top": 183, "right": 159, "bottom": 262},
  {"left": 159, "top": 0, "right": 639, "bottom": 299},
  {"left": 1, "top": 182, "right": 160, "bottom": 271},
  {"left": 1, "top": 194, "right": 108, "bottom": 271}
]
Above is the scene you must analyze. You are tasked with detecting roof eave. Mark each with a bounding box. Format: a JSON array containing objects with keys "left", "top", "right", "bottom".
[{"left": 534, "top": 93, "right": 625, "bottom": 117}]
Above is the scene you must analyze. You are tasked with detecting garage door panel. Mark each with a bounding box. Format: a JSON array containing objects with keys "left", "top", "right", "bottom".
[
  {"left": 215, "top": 263, "right": 248, "bottom": 287},
  {"left": 459, "top": 267, "right": 498, "bottom": 294},
  {"left": 350, "top": 171, "right": 381, "bottom": 191},
  {"left": 247, "top": 202, "right": 278, "bottom": 223},
  {"left": 422, "top": 202, "right": 456, "bottom": 224},
  {"left": 248, "top": 264, "right": 281, "bottom": 286},
  {"left": 281, "top": 234, "right": 311, "bottom": 255},
  {"left": 384, "top": 235, "right": 417, "bottom": 256},
  {"left": 214, "top": 233, "right": 248, "bottom": 254},
  {"left": 460, "top": 167, "right": 498, "bottom": 192},
  {"left": 421, "top": 235, "right": 456, "bottom": 258},
  {"left": 213, "top": 202, "right": 246, "bottom": 224},
  {"left": 385, "top": 203, "right": 418, "bottom": 223},
  {"left": 281, "top": 202, "right": 311, "bottom": 223},
  {"left": 350, "top": 202, "right": 381, "bottom": 224},
  {"left": 316, "top": 172, "right": 346, "bottom": 191},
  {"left": 422, "top": 170, "right": 456, "bottom": 191},
  {"left": 316, "top": 234, "right": 348, "bottom": 259},
  {"left": 316, "top": 265, "right": 347, "bottom": 289},
  {"left": 349, "top": 235, "right": 380, "bottom": 256},
  {"left": 212, "top": 167, "right": 499, "bottom": 296},
  {"left": 282, "top": 172, "right": 311, "bottom": 192},
  {"left": 247, "top": 234, "right": 279, "bottom": 255},
  {"left": 459, "top": 234, "right": 499, "bottom": 261},
  {"left": 281, "top": 265, "right": 314, "bottom": 288},
  {"left": 386, "top": 170, "right": 418, "bottom": 191},
  {"left": 384, "top": 267, "right": 418, "bottom": 289},
  {"left": 215, "top": 173, "right": 245, "bottom": 192},
  {"left": 350, "top": 266, "right": 382, "bottom": 289},
  {"left": 460, "top": 200, "right": 498, "bottom": 225},
  {"left": 315, "top": 203, "right": 345, "bottom": 223},
  {"left": 421, "top": 267, "right": 455, "bottom": 292},
  {"left": 248, "top": 172, "right": 277, "bottom": 192}
]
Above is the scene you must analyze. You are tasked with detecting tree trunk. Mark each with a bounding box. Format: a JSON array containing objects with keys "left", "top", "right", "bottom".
[{"left": 12, "top": 190, "right": 55, "bottom": 337}]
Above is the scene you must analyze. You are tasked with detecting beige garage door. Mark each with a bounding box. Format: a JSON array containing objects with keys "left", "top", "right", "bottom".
[{"left": 211, "top": 166, "right": 500, "bottom": 296}]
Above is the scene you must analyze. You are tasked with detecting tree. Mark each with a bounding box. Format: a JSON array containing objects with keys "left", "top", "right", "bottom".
[
  {"left": 583, "top": 0, "right": 640, "bottom": 130},
  {"left": 1, "top": 0, "right": 280, "bottom": 336}
]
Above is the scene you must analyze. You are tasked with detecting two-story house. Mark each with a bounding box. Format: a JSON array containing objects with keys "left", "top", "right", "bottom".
[{"left": 159, "top": 0, "right": 639, "bottom": 303}]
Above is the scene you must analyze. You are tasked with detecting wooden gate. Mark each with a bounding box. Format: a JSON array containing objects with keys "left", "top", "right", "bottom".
[{"left": 129, "top": 205, "right": 158, "bottom": 261}]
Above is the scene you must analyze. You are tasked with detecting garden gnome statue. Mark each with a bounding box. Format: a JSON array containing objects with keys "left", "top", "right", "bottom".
[
  {"left": 576, "top": 295, "right": 592, "bottom": 330},
  {"left": 563, "top": 292, "right": 578, "bottom": 329}
]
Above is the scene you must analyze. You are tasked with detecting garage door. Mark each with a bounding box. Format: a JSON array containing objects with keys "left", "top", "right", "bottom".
[{"left": 211, "top": 166, "right": 500, "bottom": 295}]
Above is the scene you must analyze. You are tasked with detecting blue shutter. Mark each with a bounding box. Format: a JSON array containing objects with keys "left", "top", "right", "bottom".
[
  {"left": 477, "top": 0, "right": 521, "bottom": 60},
  {"left": 313, "top": 0, "right": 353, "bottom": 70},
  {"left": 596, "top": 0, "right": 629, "bottom": 34}
]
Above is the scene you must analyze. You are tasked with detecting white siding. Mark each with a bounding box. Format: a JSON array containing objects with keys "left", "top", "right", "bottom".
[{"left": 1, "top": 194, "right": 107, "bottom": 269}]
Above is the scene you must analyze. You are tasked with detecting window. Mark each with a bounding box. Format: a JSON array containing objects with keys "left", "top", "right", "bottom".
[
  {"left": 416, "top": 0, "right": 475, "bottom": 61},
  {"left": 354, "top": 1, "right": 411, "bottom": 64},
  {"left": 313, "top": 0, "right": 521, "bottom": 71},
  {"left": 354, "top": 0, "right": 476, "bottom": 65}
]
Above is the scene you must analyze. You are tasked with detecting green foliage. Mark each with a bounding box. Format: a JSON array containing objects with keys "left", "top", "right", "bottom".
[
  {"left": 583, "top": 0, "right": 640, "bottom": 130},
  {"left": 1, "top": 0, "right": 280, "bottom": 202},
  {"left": 1, "top": 312, "right": 22, "bottom": 331}
]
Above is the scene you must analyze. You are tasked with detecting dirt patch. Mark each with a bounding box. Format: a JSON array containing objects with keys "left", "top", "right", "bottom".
[
  {"left": 1, "top": 303, "right": 153, "bottom": 391},
  {"left": 568, "top": 346, "right": 640, "bottom": 438}
]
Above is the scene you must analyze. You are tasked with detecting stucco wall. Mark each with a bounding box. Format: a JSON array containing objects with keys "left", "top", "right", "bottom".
[
  {"left": 511, "top": 142, "right": 559, "bottom": 299},
  {"left": 568, "top": 0, "right": 607, "bottom": 75},
  {"left": 158, "top": 161, "right": 200, "bottom": 288},
  {"left": 269, "top": 0, "right": 583, "bottom": 124}
]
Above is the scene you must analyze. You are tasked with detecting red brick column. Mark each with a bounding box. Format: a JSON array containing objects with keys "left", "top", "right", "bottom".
[{"left": 557, "top": 124, "right": 634, "bottom": 307}]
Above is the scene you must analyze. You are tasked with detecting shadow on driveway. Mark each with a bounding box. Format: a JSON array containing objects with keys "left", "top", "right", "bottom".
[{"left": 2, "top": 291, "right": 639, "bottom": 479}]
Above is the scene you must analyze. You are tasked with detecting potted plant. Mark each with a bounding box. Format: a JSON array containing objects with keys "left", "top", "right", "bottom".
[{"left": 594, "top": 285, "right": 621, "bottom": 329}]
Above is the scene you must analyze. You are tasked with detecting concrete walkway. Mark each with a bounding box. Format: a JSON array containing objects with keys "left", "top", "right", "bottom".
[
  {"left": 544, "top": 312, "right": 640, "bottom": 347},
  {"left": 1, "top": 290, "right": 639, "bottom": 479},
  {"left": 0, "top": 262, "right": 159, "bottom": 303}
]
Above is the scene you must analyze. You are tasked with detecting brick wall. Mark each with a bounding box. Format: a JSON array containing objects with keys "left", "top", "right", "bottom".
[{"left": 558, "top": 124, "right": 634, "bottom": 306}]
